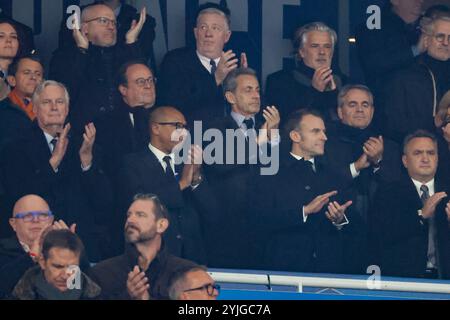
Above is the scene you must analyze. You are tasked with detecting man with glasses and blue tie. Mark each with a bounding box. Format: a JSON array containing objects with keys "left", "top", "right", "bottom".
[
  {"left": 49, "top": 2, "right": 147, "bottom": 134},
  {"left": 0, "top": 194, "right": 81, "bottom": 298}
]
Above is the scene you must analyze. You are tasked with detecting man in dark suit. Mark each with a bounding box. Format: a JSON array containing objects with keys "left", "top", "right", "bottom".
[
  {"left": 157, "top": 3, "right": 247, "bottom": 125},
  {"left": 203, "top": 67, "right": 280, "bottom": 269},
  {"left": 372, "top": 130, "right": 450, "bottom": 279},
  {"left": 325, "top": 85, "right": 402, "bottom": 223},
  {"left": 116, "top": 106, "right": 213, "bottom": 264},
  {"left": 0, "top": 80, "right": 113, "bottom": 261},
  {"left": 251, "top": 109, "right": 366, "bottom": 274}
]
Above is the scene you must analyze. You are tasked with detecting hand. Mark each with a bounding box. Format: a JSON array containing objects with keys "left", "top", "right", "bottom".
[
  {"left": 421, "top": 192, "right": 448, "bottom": 219},
  {"left": 179, "top": 145, "right": 203, "bottom": 190},
  {"left": 72, "top": 17, "right": 89, "bottom": 49},
  {"left": 363, "top": 136, "right": 384, "bottom": 165},
  {"left": 354, "top": 153, "right": 370, "bottom": 172},
  {"left": 52, "top": 219, "right": 77, "bottom": 233},
  {"left": 49, "top": 123, "right": 71, "bottom": 171},
  {"left": 126, "top": 7, "right": 146, "bottom": 44},
  {"left": 29, "top": 225, "right": 53, "bottom": 261},
  {"left": 127, "top": 266, "right": 150, "bottom": 300},
  {"left": 240, "top": 52, "right": 248, "bottom": 68},
  {"left": 304, "top": 191, "right": 338, "bottom": 216},
  {"left": 326, "top": 200, "right": 352, "bottom": 224},
  {"left": 79, "top": 123, "right": 96, "bottom": 169},
  {"left": 442, "top": 123, "right": 450, "bottom": 144},
  {"left": 312, "top": 66, "right": 336, "bottom": 92},
  {"left": 215, "top": 50, "right": 239, "bottom": 85},
  {"left": 259, "top": 106, "right": 280, "bottom": 144},
  {"left": 445, "top": 201, "right": 450, "bottom": 224}
]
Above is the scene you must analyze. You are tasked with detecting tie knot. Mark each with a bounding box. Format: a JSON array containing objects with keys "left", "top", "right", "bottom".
[
  {"left": 243, "top": 118, "right": 255, "bottom": 130},
  {"left": 420, "top": 184, "right": 429, "bottom": 194},
  {"left": 163, "top": 156, "right": 172, "bottom": 166},
  {"left": 210, "top": 59, "right": 217, "bottom": 75}
]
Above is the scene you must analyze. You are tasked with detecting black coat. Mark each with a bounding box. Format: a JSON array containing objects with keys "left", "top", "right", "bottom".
[
  {"left": 88, "top": 244, "right": 197, "bottom": 300},
  {"left": 265, "top": 61, "right": 346, "bottom": 123},
  {"left": 57, "top": 2, "right": 156, "bottom": 67},
  {"left": 49, "top": 42, "right": 143, "bottom": 133},
  {"left": 0, "top": 98, "right": 33, "bottom": 153},
  {"left": 157, "top": 47, "right": 226, "bottom": 125},
  {"left": 325, "top": 122, "right": 403, "bottom": 222},
  {"left": 0, "top": 123, "right": 113, "bottom": 261},
  {"left": 372, "top": 176, "right": 450, "bottom": 279},
  {"left": 250, "top": 153, "right": 366, "bottom": 274},
  {"left": 116, "top": 147, "right": 211, "bottom": 264}
]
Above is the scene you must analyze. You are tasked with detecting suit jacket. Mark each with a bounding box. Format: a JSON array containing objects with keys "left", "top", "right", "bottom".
[
  {"left": 0, "top": 123, "right": 113, "bottom": 261},
  {"left": 0, "top": 98, "right": 33, "bottom": 153},
  {"left": 250, "top": 153, "right": 366, "bottom": 274},
  {"left": 116, "top": 147, "right": 210, "bottom": 264},
  {"left": 372, "top": 175, "right": 450, "bottom": 279},
  {"left": 157, "top": 47, "right": 225, "bottom": 125}
]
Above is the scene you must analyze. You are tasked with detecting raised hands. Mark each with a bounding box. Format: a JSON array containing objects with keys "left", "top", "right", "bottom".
[
  {"left": 179, "top": 145, "right": 203, "bottom": 190},
  {"left": 312, "top": 66, "right": 336, "bottom": 92},
  {"left": 421, "top": 192, "right": 448, "bottom": 219},
  {"left": 79, "top": 123, "right": 96, "bottom": 169},
  {"left": 304, "top": 191, "right": 338, "bottom": 216},
  {"left": 127, "top": 265, "right": 150, "bottom": 300},
  {"left": 363, "top": 136, "right": 384, "bottom": 165},
  {"left": 326, "top": 200, "right": 352, "bottom": 225},
  {"left": 72, "top": 14, "right": 89, "bottom": 49},
  {"left": 214, "top": 51, "right": 248, "bottom": 85},
  {"left": 49, "top": 123, "right": 71, "bottom": 171},
  {"left": 259, "top": 106, "right": 280, "bottom": 144},
  {"left": 126, "top": 7, "right": 147, "bottom": 44}
]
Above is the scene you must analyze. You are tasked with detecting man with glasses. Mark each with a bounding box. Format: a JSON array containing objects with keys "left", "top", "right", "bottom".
[
  {"left": 117, "top": 106, "right": 216, "bottom": 264},
  {"left": 49, "top": 3, "right": 146, "bottom": 134},
  {"left": 0, "top": 195, "right": 83, "bottom": 298},
  {"left": 382, "top": 15, "right": 450, "bottom": 143},
  {"left": 168, "top": 265, "right": 219, "bottom": 300}
]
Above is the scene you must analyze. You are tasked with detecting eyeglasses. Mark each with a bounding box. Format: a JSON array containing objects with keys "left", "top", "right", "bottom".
[
  {"left": 134, "top": 77, "right": 157, "bottom": 87},
  {"left": 156, "top": 122, "right": 189, "bottom": 130},
  {"left": 183, "top": 283, "right": 220, "bottom": 296},
  {"left": 84, "top": 17, "right": 118, "bottom": 28},
  {"left": 433, "top": 33, "right": 450, "bottom": 44},
  {"left": 197, "top": 24, "right": 226, "bottom": 33},
  {"left": 14, "top": 211, "right": 53, "bottom": 222}
]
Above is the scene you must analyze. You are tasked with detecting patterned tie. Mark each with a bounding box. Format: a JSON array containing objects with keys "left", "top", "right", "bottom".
[
  {"left": 210, "top": 59, "right": 217, "bottom": 75},
  {"left": 50, "top": 138, "right": 58, "bottom": 153},
  {"left": 243, "top": 118, "right": 255, "bottom": 130},
  {"left": 420, "top": 185, "right": 430, "bottom": 205}
]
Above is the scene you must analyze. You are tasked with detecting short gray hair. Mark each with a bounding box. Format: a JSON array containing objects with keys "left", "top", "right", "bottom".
[
  {"left": 292, "top": 22, "right": 337, "bottom": 52},
  {"left": 32, "top": 80, "right": 70, "bottom": 107},
  {"left": 421, "top": 15, "right": 450, "bottom": 35},
  {"left": 223, "top": 67, "right": 257, "bottom": 95},
  {"left": 197, "top": 7, "right": 231, "bottom": 30},
  {"left": 402, "top": 130, "right": 438, "bottom": 155},
  {"left": 168, "top": 265, "right": 208, "bottom": 300},
  {"left": 338, "top": 84, "right": 374, "bottom": 108}
]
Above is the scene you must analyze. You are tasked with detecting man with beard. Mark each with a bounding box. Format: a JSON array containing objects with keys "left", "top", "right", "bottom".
[{"left": 88, "top": 194, "right": 197, "bottom": 300}]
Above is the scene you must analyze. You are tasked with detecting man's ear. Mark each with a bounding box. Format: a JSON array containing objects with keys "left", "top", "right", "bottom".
[
  {"left": 9, "top": 218, "right": 17, "bottom": 232},
  {"left": 38, "top": 256, "right": 46, "bottom": 270},
  {"left": 225, "top": 91, "right": 236, "bottom": 105},
  {"left": 224, "top": 30, "right": 232, "bottom": 44},
  {"left": 156, "top": 218, "right": 169, "bottom": 234},
  {"left": 118, "top": 84, "right": 127, "bottom": 97},
  {"left": 337, "top": 107, "right": 344, "bottom": 121},
  {"left": 6, "top": 75, "right": 16, "bottom": 87},
  {"left": 402, "top": 154, "right": 408, "bottom": 169},
  {"left": 289, "top": 130, "right": 300, "bottom": 143},
  {"left": 81, "top": 23, "right": 89, "bottom": 37}
]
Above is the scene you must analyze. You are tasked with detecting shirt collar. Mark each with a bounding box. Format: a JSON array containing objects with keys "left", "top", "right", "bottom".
[
  {"left": 43, "top": 131, "right": 56, "bottom": 145},
  {"left": 196, "top": 51, "right": 221, "bottom": 73},
  {"left": 290, "top": 152, "right": 316, "bottom": 165},
  {"left": 411, "top": 178, "right": 435, "bottom": 197},
  {"left": 230, "top": 111, "right": 255, "bottom": 129},
  {"left": 148, "top": 142, "right": 174, "bottom": 164}
]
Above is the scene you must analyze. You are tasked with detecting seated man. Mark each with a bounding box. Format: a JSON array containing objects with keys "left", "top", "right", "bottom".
[
  {"left": 12, "top": 229, "right": 100, "bottom": 300},
  {"left": 0, "top": 80, "right": 113, "bottom": 261},
  {"left": 325, "top": 85, "right": 402, "bottom": 222},
  {"left": 251, "top": 109, "right": 365, "bottom": 274},
  {"left": 0, "top": 55, "right": 44, "bottom": 152},
  {"left": 89, "top": 193, "right": 198, "bottom": 300},
  {"left": 266, "top": 22, "right": 346, "bottom": 123},
  {"left": 168, "top": 265, "right": 219, "bottom": 300},
  {"left": 372, "top": 130, "right": 450, "bottom": 279},
  {"left": 0, "top": 195, "right": 87, "bottom": 298}
]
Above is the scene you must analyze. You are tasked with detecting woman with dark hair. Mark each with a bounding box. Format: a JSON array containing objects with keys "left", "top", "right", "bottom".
[
  {"left": 435, "top": 90, "right": 450, "bottom": 182},
  {"left": 0, "top": 18, "right": 20, "bottom": 100}
]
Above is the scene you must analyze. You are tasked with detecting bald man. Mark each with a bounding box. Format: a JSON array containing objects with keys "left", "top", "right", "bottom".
[
  {"left": 49, "top": 3, "right": 147, "bottom": 133},
  {"left": 0, "top": 195, "right": 80, "bottom": 298},
  {"left": 116, "top": 106, "right": 216, "bottom": 264}
]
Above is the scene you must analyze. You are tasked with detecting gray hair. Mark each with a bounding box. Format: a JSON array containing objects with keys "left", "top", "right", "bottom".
[
  {"left": 421, "top": 15, "right": 450, "bottom": 35},
  {"left": 197, "top": 7, "right": 231, "bottom": 30},
  {"left": 32, "top": 80, "right": 70, "bottom": 107},
  {"left": 338, "top": 84, "right": 374, "bottom": 108},
  {"left": 223, "top": 67, "right": 257, "bottom": 95},
  {"left": 292, "top": 22, "right": 337, "bottom": 52},
  {"left": 168, "top": 265, "right": 208, "bottom": 300},
  {"left": 402, "top": 130, "right": 438, "bottom": 155}
]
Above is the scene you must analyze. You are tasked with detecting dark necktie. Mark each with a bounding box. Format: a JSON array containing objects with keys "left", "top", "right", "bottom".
[
  {"left": 210, "top": 59, "right": 217, "bottom": 75},
  {"left": 243, "top": 118, "right": 255, "bottom": 130},
  {"left": 0, "top": 70, "right": 5, "bottom": 80},
  {"left": 420, "top": 185, "right": 430, "bottom": 205},
  {"left": 50, "top": 138, "right": 58, "bottom": 153},
  {"left": 301, "top": 158, "right": 315, "bottom": 173},
  {"left": 163, "top": 156, "right": 175, "bottom": 180}
]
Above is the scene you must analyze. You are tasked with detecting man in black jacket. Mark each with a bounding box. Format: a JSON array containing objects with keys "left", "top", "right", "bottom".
[
  {"left": 251, "top": 109, "right": 366, "bottom": 274},
  {"left": 373, "top": 130, "right": 450, "bottom": 279},
  {"left": 49, "top": 3, "right": 146, "bottom": 133},
  {"left": 89, "top": 194, "right": 197, "bottom": 300},
  {"left": 266, "top": 22, "right": 346, "bottom": 124},
  {"left": 382, "top": 15, "right": 450, "bottom": 144},
  {"left": 0, "top": 80, "right": 113, "bottom": 261}
]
